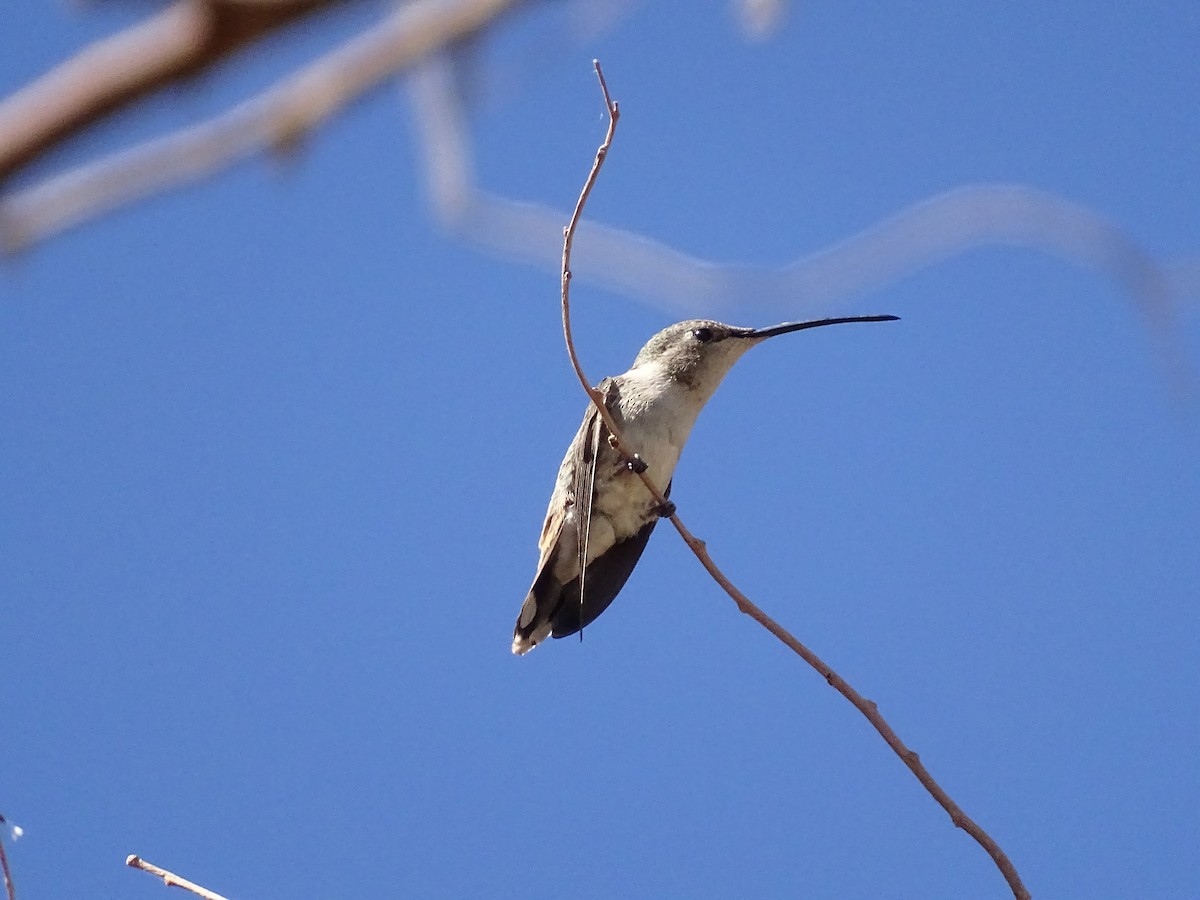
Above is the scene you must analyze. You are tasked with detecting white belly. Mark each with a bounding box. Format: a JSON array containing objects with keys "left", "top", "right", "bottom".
[{"left": 584, "top": 376, "right": 696, "bottom": 562}]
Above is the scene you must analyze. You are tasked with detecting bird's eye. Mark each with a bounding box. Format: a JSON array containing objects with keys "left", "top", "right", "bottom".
[{"left": 692, "top": 327, "right": 714, "bottom": 343}]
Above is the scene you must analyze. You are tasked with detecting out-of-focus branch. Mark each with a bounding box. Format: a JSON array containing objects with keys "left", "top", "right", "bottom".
[
  {"left": 0, "top": 0, "right": 527, "bottom": 251},
  {"left": 126, "top": 855, "right": 229, "bottom": 900},
  {"left": 0, "top": 0, "right": 779, "bottom": 196},
  {"left": 0, "top": 0, "right": 344, "bottom": 185},
  {"left": 412, "top": 54, "right": 1198, "bottom": 399}
]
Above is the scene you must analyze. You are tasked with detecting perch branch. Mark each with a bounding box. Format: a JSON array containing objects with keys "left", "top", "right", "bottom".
[
  {"left": 560, "top": 61, "right": 624, "bottom": 439},
  {"left": 561, "top": 60, "right": 1031, "bottom": 900}
]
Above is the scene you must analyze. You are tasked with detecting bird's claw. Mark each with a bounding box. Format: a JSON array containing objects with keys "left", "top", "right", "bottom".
[
  {"left": 624, "top": 453, "right": 648, "bottom": 474},
  {"left": 654, "top": 499, "right": 677, "bottom": 518}
]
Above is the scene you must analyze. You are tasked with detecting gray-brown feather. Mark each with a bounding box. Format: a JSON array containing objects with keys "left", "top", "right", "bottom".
[{"left": 513, "top": 379, "right": 669, "bottom": 653}]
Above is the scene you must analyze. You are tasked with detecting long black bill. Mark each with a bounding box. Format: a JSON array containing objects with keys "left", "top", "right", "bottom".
[{"left": 747, "top": 315, "right": 899, "bottom": 339}]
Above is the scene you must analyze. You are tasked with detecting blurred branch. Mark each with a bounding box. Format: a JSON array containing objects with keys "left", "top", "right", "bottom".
[
  {"left": 126, "top": 855, "right": 230, "bottom": 900},
  {"left": 1, "top": 1, "right": 1193, "bottom": 395},
  {"left": 413, "top": 53, "right": 1197, "bottom": 399},
  {"left": 0, "top": 0, "right": 527, "bottom": 251},
  {"left": 562, "top": 62, "right": 1031, "bottom": 900},
  {"left": 0, "top": 0, "right": 345, "bottom": 185}
]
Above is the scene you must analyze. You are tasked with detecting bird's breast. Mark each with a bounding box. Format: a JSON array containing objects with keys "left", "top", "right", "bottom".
[{"left": 616, "top": 375, "right": 701, "bottom": 477}]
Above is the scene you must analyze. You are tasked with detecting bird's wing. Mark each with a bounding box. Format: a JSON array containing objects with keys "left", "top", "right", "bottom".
[
  {"left": 513, "top": 380, "right": 618, "bottom": 654},
  {"left": 532, "top": 379, "right": 614, "bottom": 563}
]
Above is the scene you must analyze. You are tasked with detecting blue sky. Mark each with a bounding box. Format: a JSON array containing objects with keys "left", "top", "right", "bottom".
[{"left": 2, "top": 3, "right": 1198, "bottom": 898}]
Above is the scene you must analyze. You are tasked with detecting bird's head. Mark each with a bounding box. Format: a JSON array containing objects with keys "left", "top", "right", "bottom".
[{"left": 630, "top": 315, "right": 899, "bottom": 401}]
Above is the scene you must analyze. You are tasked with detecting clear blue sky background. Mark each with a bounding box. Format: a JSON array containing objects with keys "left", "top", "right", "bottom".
[{"left": 2, "top": 3, "right": 1198, "bottom": 898}]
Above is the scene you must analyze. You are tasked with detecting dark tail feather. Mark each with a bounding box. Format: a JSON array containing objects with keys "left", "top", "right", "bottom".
[
  {"left": 514, "top": 482, "right": 671, "bottom": 653},
  {"left": 550, "top": 499, "right": 666, "bottom": 640},
  {"left": 512, "top": 562, "right": 561, "bottom": 655}
]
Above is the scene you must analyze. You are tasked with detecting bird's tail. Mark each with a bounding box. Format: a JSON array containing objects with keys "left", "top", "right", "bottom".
[{"left": 512, "top": 567, "right": 559, "bottom": 655}]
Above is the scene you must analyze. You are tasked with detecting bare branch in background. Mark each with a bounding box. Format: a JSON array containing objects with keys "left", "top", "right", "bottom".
[
  {"left": 0, "top": 0, "right": 528, "bottom": 251},
  {"left": 0, "top": 0, "right": 346, "bottom": 185},
  {"left": 126, "top": 855, "right": 230, "bottom": 900},
  {"left": 561, "top": 61, "right": 1030, "bottom": 900},
  {"left": 412, "top": 52, "right": 1197, "bottom": 398},
  {"left": 1, "top": 0, "right": 1194, "bottom": 398},
  {"left": 736, "top": 0, "right": 788, "bottom": 39},
  {"left": 0, "top": 813, "right": 21, "bottom": 900}
]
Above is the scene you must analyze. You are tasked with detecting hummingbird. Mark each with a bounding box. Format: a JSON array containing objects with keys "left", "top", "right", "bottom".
[{"left": 511, "top": 314, "right": 898, "bottom": 655}]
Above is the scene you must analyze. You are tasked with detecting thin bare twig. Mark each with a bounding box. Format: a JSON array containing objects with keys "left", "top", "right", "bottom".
[
  {"left": 0, "top": 830, "right": 14, "bottom": 900},
  {"left": 126, "top": 855, "right": 230, "bottom": 900},
  {"left": 560, "top": 61, "right": 623, "bottom": 438},
  {"left": 561, "top": 60, "right": 1031, "bottom": 900}
]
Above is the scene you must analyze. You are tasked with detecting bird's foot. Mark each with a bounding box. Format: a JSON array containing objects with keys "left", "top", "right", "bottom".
[
  {"left": 624, "top": 453, "right": 648, "bottom": 474},
  {"left": 654, "top": 499, "right": 677, "bottom": 518}
]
